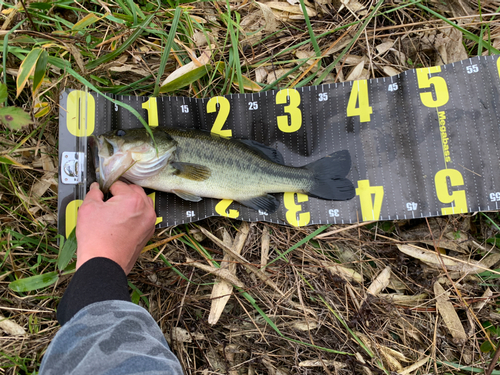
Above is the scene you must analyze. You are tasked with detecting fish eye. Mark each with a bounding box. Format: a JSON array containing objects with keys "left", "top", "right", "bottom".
[{"left": 116, "top": 129, "right": 126, "bottom": 137}]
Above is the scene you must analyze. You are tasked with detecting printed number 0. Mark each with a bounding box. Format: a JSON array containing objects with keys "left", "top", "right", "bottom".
[
  {"left": 416, "top": 67, "right": 449, "bottom": 108},
  {"left": 276, "top": 89, "right": 302, "bottom": 133},
  {"left": 207, "top": 96, "right": 231, "bottom": 137}
]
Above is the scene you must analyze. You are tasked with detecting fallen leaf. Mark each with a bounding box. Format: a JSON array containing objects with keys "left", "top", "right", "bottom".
[
  {"left": 0, "top": 314, "right": 26, "bottom": 336},
  {"left": 366, "top": 266, "right": 391, "bottom": 296},
  {"left": 256, "top": 2, "right": 279, "bottom": 32},
  {"left": 434, "top": 281, "right": 467, "bottom": 343},
  {"left": 0, "top": 106, "right": 32, "bottom": 130}
]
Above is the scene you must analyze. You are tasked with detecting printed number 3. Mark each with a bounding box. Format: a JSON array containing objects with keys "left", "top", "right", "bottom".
[{"left": 276, "top": 89, "right": 302, "bottom": 133}]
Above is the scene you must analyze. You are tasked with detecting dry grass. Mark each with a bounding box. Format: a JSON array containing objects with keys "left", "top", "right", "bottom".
[{"left": 1, "top": 0, "right": 500, "bottom": 374}]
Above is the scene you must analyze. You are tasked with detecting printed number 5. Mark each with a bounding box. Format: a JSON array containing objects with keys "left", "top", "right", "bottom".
[{"left": 416, "top": 67, "right": 449, "bottom": 108}]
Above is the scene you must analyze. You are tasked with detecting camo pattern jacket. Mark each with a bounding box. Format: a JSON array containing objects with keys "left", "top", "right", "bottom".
[{"left": 39, "top": 258, "right": 183, "bottom": 375}]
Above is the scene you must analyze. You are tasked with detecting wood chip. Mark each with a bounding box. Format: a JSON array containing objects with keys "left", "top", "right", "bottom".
[{"left": 433, "top": 281, "right": 467, "bottom": 343}]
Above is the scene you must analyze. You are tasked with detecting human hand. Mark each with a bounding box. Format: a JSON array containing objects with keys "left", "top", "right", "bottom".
[{"left": 75, "top": 181, "right": 157, "bottom": 274}]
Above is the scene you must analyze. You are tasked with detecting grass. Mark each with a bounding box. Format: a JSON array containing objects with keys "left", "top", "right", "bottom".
[{"left": 1, "top": 0, "right": 500, "bottom": 374}]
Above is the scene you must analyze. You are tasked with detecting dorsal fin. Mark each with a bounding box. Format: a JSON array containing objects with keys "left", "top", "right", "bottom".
[{"left": 238, "top": 139, "right": 285, "bottom": 164}]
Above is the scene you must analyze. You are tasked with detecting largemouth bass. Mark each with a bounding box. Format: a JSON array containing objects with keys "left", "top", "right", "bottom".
[{"left": 93, "top": 127, "right": 355, "bottom": 213}]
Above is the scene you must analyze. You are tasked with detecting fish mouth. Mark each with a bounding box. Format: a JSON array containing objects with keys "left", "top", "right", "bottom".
[{"left": 93, "top": 134, "right": 175, "bottom": 193}]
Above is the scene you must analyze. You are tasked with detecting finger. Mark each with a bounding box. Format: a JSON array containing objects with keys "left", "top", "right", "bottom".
[
  {"left": 84, "top": 182, "right": 104, "bottom": 203},
  {"left": 109, "top": 180, "right": 135, "bottom": 196}
]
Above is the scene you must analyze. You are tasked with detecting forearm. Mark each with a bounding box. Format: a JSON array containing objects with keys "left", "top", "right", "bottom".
[{"left": 40, "top": 258, "right": 183, "bottom": 374}]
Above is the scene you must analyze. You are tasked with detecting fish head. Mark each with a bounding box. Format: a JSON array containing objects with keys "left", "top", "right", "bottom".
[{"left": 94, "top": 127, "right": 177, "bottom": 192}]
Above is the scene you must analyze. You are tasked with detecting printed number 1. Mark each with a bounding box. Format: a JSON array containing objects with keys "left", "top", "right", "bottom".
[
  {"left": 142, "top": 97, "right": 159, "bottom": 127},
  {"left": 356, "top": 180, "right": 384, "bottom": 221}
]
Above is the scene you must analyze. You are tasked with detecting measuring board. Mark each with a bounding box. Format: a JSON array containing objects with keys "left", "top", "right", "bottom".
[{"left": 57, "top": 55, "right": 500, "bottom": 237}]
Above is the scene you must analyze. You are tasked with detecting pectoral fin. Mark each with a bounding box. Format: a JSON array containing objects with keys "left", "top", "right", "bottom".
[
  {"left": 172, "top": 162, "right": 211, "bottom": 181},
  {"left": 172, "top": 189, "right": 203, "bottom": 202},
  {"left": 238, "top": 194, "right": 279, "bottom": 214}
]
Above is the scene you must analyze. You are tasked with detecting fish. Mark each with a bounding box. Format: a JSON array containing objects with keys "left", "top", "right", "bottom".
[{"left": 93, "top": 127, "right": 355, "bottom": 213}]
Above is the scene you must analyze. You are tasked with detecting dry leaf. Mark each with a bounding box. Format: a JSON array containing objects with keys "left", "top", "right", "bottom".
[
  {"left": 378, "top": 293, "right": 428, "bottom": 306},
  {"left": 328, "top": 264, "right": 363, "bottom": 283},
  {"left": 434, "top": 281, "right": 467, "bottom": 343},
  {"left": 256, "top": 2, "right": 279, "bottom": 32},
  {"left": 366, "top": 266, "right": 391, "bottom": 296},
  {"left": 376, "top": 40, "right": 394, "bottom": 55},
  {"left": 299, "top": 359, "right": 346, "bottom": 368},
  {"left": 399, "top": 356, "right": 430, "bottom": 375},
  {"left": 0, "top": 314, "right": 26, "bottom": 336},
  {"left": 345, "top": 60, "right": 365, "bottom": 81}
]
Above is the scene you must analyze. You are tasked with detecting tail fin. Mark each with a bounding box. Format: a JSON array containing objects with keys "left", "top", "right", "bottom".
[{"left": 304, "top": 150, "right": 355, "bottom": 200}]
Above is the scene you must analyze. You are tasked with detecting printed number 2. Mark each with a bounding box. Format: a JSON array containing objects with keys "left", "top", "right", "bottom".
[
  {"left": 347, "top": 80, "right": 372, "bottom": 122},
  {"left": 356, "top": 180, "right": 384, "bottom": 221},
  {"left": 276, "top": 89, "right": 302, "bottom": 133},
  {"left": 416, "top": 67, "right": 449, "bottom": 108},
  {"left": 434, "top": 169, "right": 468, "bottom": 215},
  {"left": 284, "top": 192, "right": 310, "bottom": 227},
  {"left": 207, "top": 96, "right": 231, "bottom": 137}
]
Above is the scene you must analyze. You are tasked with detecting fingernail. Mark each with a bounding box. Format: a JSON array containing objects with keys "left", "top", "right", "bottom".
[{"left": 90, "top": 182, "right": 99, "bottom": 190}]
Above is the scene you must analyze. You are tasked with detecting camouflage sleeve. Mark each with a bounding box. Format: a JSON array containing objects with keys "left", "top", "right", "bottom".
[{"left": 39, "top": 300, "right": 183, "bottom": 374}]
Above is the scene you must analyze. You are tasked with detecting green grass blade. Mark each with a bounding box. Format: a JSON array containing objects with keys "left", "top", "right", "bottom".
[
  {"left": 9, "top": 271, "right": 59, "bottom": 293},
  {"left": 409, "top": 0, "right": 500, "bottom": 55},
  {"left": 159, "top": 65, "right": 212, "bottom": 93},
  {"left": 153, "top": 7, "right": 183, "bottom": 96},
  {"left": 57, "top": 228, "right": 77, "bottom": 271},
  {"left": 86, "top": 14, "right": 155, "bottom": 70},
  {"left": 299, "top": 0, "right": 321, "bottom": 57},
  {"left": 33, "top": 49, "right": 48, "bottom": 95},
  {"left": 314, "top": 0, "right": 385, "bottom": 86},
  {"left": 264, "top": 225, "right": 330, "bottom": 267}
]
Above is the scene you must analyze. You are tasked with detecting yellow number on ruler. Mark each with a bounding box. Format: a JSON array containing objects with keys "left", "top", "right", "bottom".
[
  {"left": 284, "top": 192, "right": 310, "bottom": 227},
  {"left": 416, "top": 67, "right": 449, "bottom": 108},
  {"left": 434, "top": 169, "right": 468, "bottom": 215},
  {"left": 142, "top": 97, "right": 159, "bottom": 127},
  {"left": 66, "top": 90, "right": 95, "bottom": 136},
  {"left": 276, "top": 89, "right": 302, "bottom": 133},
  {"left": 346, "top": 80, "right": 372, "bottom": 122},
  {"left": 147, "top": 192, "right": 163, "bottom": 225},
  {"left": 207, "top": 96, "right": 231, "bottom": 137},
  {"left": 355, "top": 180, "right": 384, "bottom": 221},
  {"left": 65, "top": 199, "right": 83, "bottom": 238},
  {"left": 497, "top": 56, "right": 500, "bottom": 78},
  {"left": 215, "top": 199, "right": 239, "bottom": 218}
]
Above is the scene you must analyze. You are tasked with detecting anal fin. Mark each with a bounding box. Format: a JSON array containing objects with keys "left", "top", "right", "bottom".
[
  {"left": 172, "top": 189, "right": 203, "bottom": 202},
  {"left": 238, "top": 194, "right": 279, "bottom": 214}
]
